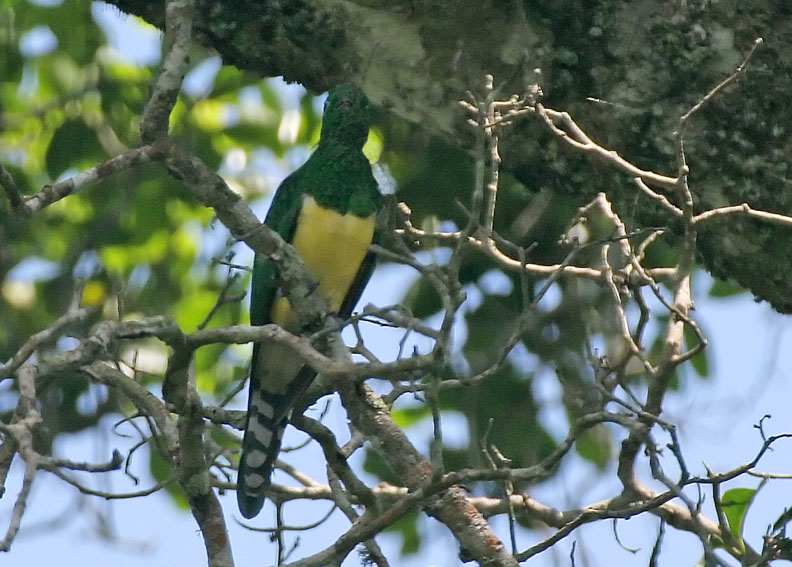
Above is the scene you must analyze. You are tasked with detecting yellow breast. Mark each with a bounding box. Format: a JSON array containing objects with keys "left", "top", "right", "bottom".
[{"left": 271, "top": 195, "right": 375, "bottom": 329}]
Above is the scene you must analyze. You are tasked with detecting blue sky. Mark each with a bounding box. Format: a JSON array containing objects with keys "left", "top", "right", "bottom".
[{"left": 10, "top": 270, "right": 792, "bottom": 567}]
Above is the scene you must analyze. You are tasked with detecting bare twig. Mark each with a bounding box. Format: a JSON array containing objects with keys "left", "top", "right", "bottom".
[
  {"left": 0, "top": 306, "right": 96, "bottom": 381},
  {"left": 0, "top": 458, "right": 36, "bottom": 552},
  {"left": 678, "top": 38, "right": 763, "bottom": 128},
  {"left": 140, "top": 0, "right": 194, "bottom": 143},
  {"left": 693, "top": 202, "right": 792, "bottom": 227},
  {"left": 22, "top": 144, "right": 164, "bottom": 215}
]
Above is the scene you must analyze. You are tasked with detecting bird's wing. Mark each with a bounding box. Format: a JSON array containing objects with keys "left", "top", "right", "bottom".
[
  {"left": 238, "top": 171, "right": 306, "bottom": 519},
  {"left": 249, "top": 171, "right": 305, "bottom": 327}
]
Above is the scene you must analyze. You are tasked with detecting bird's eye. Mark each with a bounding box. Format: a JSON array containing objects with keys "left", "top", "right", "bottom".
[{"left": 339, "top": 99, "right": 353, "bottom": 109}]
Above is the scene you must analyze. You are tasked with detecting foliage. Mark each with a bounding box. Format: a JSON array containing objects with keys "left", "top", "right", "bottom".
[{"left": 1, "top": 0, "right": 323, "bottom": 432}]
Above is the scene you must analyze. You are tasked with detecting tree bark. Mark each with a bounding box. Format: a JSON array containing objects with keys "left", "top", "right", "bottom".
[{"left": 108, "top": 0, "right": 792, "bottom": 312}]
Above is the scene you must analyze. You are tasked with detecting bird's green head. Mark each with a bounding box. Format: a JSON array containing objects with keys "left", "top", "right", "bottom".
[{"left": 319, "top": 83, "right": 371, "bottom": 149}]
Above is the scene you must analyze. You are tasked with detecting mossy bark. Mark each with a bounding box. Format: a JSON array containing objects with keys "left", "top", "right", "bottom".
[{"left": 110, "top": 0, "right": 792, "bottom": 312}]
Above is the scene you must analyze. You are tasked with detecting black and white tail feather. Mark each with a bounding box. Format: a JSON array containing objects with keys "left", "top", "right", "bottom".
[
  {"left": 236, "top": 388, "right": 285, "bottom": 518},
  {"left": 236, "top": 353, "right": 316, "bottom": 519}
]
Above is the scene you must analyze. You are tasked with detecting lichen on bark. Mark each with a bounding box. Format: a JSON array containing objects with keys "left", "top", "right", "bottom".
[{"left": 106, "top": 0, "right": 792, "bottom": 312}]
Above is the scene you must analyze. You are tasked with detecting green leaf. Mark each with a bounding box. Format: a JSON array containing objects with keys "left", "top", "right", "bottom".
[
  {"left": 721, "top": 487, "right": 759, "bottom": 541},
  {"left": 401, "top": 274, "right": 442, "bottom": 319},
  {"left": 684, "top": 322, "right": 709, "bottom": 377},
  {"left": 708, "top": 277, "right": 746, "bottom": 298},
  {"left": 441, "top": 363, "right": 557, "bottom": 469},
  {"left": 362, "top": 446, "right": 400, "bottom": 486},
  {"left": 574, "top": 424, "right": 611, "bottom": 470},
  {"left": 386, "top": 510, "right": 421, "bottom": 555},
  {"left": 258, "top": 80, "right": 283, "bottom": 116},
  {"left": 210, "top": 65, "right": 260, "bottom": 97},
  {"left": 150, "top": 448, "right": 188, "bottom": 510},
  {"left": 45, "top": 0, "right": 100, "bottom": 65},
  {"left": 225, "top": 122, "right": 280, "bottom": 152},
  {"left": 391, "top": 403, "right": 431, "bottom": 428},
  {"left": 45, "top": 119, "right": 104, "bottom": 179},
  {"left": 0, "top": 24, "right": 24, "bottom": 83},
  {"left": 190, "top": 98, "right": 233, "bottom": 133},
  {"left": 297, "top": 90, "right": 322, "bottom": 145}
]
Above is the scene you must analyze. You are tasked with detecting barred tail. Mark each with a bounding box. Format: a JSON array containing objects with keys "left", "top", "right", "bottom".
[
  {"left": 237, "top": 339, "right": 317, "bottom": 518},
  {"left": 237, "top": 386, "right": 286, "bottom": 519}
]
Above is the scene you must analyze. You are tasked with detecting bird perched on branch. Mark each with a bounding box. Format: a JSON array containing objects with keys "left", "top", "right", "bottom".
[{"left": 237, "top": 83, "right": 383, "bottom": 519}]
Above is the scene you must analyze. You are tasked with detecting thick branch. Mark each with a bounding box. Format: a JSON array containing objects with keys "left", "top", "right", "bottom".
[{"left": 335, "top": 379, "right": 518, "bottom": 567}]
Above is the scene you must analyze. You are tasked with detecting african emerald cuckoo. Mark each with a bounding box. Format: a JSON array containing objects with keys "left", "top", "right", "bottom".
[{"left": 237, "top": 83, "right": 382, "bottom": 519}]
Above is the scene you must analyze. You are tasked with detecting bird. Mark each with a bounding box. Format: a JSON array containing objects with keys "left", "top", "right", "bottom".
[{"left": 237, "top": 83, "right": 383, "bottom": 519}]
